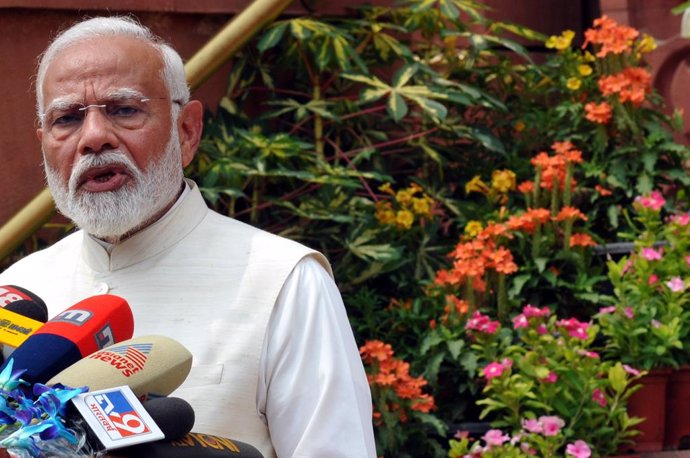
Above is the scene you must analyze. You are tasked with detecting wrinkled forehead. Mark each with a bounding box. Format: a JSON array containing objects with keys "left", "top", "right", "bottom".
[{"left": 40, "top": 36, "right": 166, "bottom": 111}]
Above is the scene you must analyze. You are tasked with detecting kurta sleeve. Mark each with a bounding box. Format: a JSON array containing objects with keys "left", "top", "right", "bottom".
[{"left": 256, "top": 256, "right": 376, "bottom": 458}]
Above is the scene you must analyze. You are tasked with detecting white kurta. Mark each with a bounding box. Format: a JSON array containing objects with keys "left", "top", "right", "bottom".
[{"left": 0, "top": 180, "right": 376, "bottom": 458}]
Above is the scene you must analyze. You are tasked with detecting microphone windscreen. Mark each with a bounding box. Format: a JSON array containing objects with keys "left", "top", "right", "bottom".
[
  {"left": 0, "top": 285, "right": 47, "bottom": 309},
  {"left": 1, "top": 294, "right": 134, "bottom": 384},
  {"left": 111, "top": 432, "right": 264, "bottom": 458},
  {"left": 142, "top": 397, "right": 195, "bottom": 441},
  {"left": 5, "top": 300, "right": 48, "bottom": 323},
  {"left": 48, "top": 335, "right": 192, "bottom": 400}
]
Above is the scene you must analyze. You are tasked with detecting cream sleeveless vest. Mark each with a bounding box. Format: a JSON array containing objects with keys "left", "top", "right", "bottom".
[{"left": 0, "top": 181, "right": 330, "bottom": 458}]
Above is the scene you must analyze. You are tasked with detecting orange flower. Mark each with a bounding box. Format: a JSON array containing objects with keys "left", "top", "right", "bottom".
[
  {"left": 555, "top": 206, "right": 588, "bottom": 222},
  {"left": 551, "top": 141, "right": 575, "bottom": 155},
  {"left": 570, "top": 233, "right": 597, "bottom": 248},
  {"left": 489, "top": 247, "right": 518, "bottom": 274},
  {"left": 517, "top": 181, "right": 534, "bottom": 194},
  {"left": 598, "top": 67, "right": 650, "bottom": 106},
  {"left": 410, "top": 394, "right": 436, "bottom": 413},
  {"left": 530, "top": 151, "right": 552, "bottom": 169},
  {"left": 360, "top": 340, "right": 394, "bottom": 363},
  {"left": 583, "top": 15, "right": 639, "bottom": 57},
  {"left": 524, "top": 208, "right": 552, "bottom": 224},
  {"left": 595, "top": 184, "right": 612, "bottom": 196},
  {"left": 585, "top": 101, "right": 613, "bottom": 124}
]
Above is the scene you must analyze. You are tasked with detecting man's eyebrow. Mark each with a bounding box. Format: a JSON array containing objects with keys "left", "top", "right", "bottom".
[{"left": 42, "top": 88, "right": 148, "bottom": 114}]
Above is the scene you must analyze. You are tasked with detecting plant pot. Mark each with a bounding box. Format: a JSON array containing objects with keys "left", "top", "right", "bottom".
[
  {"left": 664, "top": 365, "right": 690, "bottom": 450},
  {"left": 626, "top": 367, "right": 673, "bottom": 452}
]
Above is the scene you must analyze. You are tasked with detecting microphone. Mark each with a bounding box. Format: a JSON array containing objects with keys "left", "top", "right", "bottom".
[
  {"left": 140, "top": 397, "right": 196, "bottom": 441},
  {"left": 0, "top": 285, "right": 48, "bottom": 321},
  {"left": 0, "top": 286, "right": 49, "bottom": 362},
  {"left": 69, "top": 392, "right": 195, "bottom": 453},
  {"left": 48, "top": 335, "right": 193, "bottom": 400},
  {"left": 108, "top": 432, "right": 264, "bottom": 457},
  {"left": 0, "top": 294, "right": 134, "bottom": 384}
]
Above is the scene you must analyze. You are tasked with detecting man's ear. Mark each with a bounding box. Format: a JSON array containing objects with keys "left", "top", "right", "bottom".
[
  {"left": 36, "top": 127, "right": 43, "bottom": 142},
  {"left": 177, "top": 100, "right": 203, "bottom": 168}
]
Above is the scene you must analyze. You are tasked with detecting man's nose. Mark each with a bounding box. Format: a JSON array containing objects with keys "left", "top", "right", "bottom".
[{"left": 76, "top": 106, "right": 120, "bottom": 155}]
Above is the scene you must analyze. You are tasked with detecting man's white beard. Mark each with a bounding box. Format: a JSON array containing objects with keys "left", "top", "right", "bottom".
[{"left": 44, "top": 130, "right": 183, "bottom": 241}]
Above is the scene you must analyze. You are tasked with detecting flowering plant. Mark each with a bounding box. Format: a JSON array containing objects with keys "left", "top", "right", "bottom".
[
  {"left": 0, "top": 360, "right": 88, "bottom": 457},
  {"left": 359, "top": 339, "right": 443, "bottom": 455},
  {"left": 448, "top": 416, "right": 592, "bottom": 458},
  {"left": 596, "top": 190, "right": 690, "bottom": 370},
  {"left": 466, "top": 305, "right": 643, "bottom": 456}
]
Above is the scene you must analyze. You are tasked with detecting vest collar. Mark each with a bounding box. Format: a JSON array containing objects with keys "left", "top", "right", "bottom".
[{"left": 81, "top": 179, "right": 208, "bottom": 272}]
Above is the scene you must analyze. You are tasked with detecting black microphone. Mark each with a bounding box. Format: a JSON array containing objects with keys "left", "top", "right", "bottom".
[
  {"left": 70, "top": 395, "right": 196, "bottom": 454},
  {"left": 0, "top": 285, "right": 49, "bottom": 363},
  {"left": 109, "top": 432, "right": 264, "bottom": 457},
  {"left": 0, "top": 285, "right": 48, "bottom": 322},
  {"left": 141, "top": 397, "right": 196, "bottom": 441}
]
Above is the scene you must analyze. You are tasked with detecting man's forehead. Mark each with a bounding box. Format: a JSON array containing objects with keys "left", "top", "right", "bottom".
[
  {"left": 44, "top": 88, "right": 148, "bottom": 111},
  {"left": 41, "top": 36, "right": 165, "bottom": 107}
]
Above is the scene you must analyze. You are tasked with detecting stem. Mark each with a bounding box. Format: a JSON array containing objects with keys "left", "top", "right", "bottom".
[{"left": 497, "top": 273, "right": 508, "bottom": 321}]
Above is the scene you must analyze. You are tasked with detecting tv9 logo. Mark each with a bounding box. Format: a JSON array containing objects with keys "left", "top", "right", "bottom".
[{"left": 90, "top": 389, "right": 150, "bottom": 439}]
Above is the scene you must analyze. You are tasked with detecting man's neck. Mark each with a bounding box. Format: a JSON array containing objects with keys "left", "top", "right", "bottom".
[{"left": 97, "top": 182, "right": 186, "bottom": 245}]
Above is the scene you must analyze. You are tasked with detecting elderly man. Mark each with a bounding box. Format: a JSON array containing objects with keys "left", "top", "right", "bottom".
[{"left": 0, "top": 16, "right": 376, "bottom": 458}]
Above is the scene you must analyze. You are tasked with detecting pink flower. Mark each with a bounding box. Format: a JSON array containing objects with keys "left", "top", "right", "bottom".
[
  {"left": 641, "top": 247, "right": 662, "bottom": 261},
  {"left": 466, "top": 311, "right": 501, "bottom": 335},
  {"left": 483, "top": 429, "right": 510, "bottom": 446},
  {"left": 541, "top": 371, "right": 558, "bottom": 383},
  {"left": 652, "top": 319, "right": 661, "bottom": 328},
  {"left": 623, "top": 364, "right": 641, "bottom": 376},
  {"left": 540, "top": 415, "right": 565, "bottom": 436},
  {"left": 577, "top": 349, "right": 600, "bottom": 359},
  {"left": 666, "top": 277, "right": 686, "bottom": 292},
  {"left": 557, "top": 318, "right": 590, "bottom": 340},
  {"left": 592, "top": 388, "right": 607, "bottom": 407},
  {"left": 522, "top": 418, "right": 542, "bottom": 433},
  {"left": 566, "top": 440, "right": 592, "bottom": 458},
  {"left": 537, "top": 324, "right": 548, "bottom": 335},
  {"left": 635, "top": 190, "right": 665, "bottom": 211},
  {"left": 671, "top": 213, "right": 690, "bottom": 226},
  {"left": 624, "top": 307, "right": 634, "bottom": 319},
  {"left": 648, "top": 274, "right": 659, "bottom": 285},
  {"left": 483, "top": 361, "right": 508, "bottom": 380},
  {"left": 686, "top": 255, "right": 690, "bottom": 268},
  {"left": 598, "top": 306, "right": 616, "bottom": 314},
  {"left": 522, "top": 304, "right": 550, "bottom": 318},
  {"left": 513, "top": 314, "right": 528, "bottom": 329}
]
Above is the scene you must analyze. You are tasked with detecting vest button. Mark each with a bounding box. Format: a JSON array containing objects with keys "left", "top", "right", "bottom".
[{"left": 94, "top": 282, "right": 109, "bottom": 294}]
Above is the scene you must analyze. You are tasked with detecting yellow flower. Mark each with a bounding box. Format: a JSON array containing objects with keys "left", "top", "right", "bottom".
[
  {"left": 566, "top": 77, "right": 581, "bottom": 91},
  {"left": 395, "top": 209, "right": 414, "bottom": 229},
  {"left": 378, "top": 182, "right": 394, "bottom": 195},
  {"left": 637, "top": 33, "right": 657, "bottom": 54},
  {"left": 583, "top": 51, "right": 596, "bottom": 62},
  {"left": 465, "top": 175, "right": 490, "bottom": 195},
  {"left": 578, "top": 64, "right": 593, "bottom": 76},
  {"left": 491, "top": 169, "right": 516, "bottom": 193},
  {"left": 375, "top": 201, "right": 396, "bottom": 225},
  {"left": 395, "top": 188, "right": 415, "bottom": 206},
  {"left": 411, "top": 195, "right": 433, "bottom": 217},
  {"left": 545, "top": 30, "right": 575, "bottom": 51},
  {"left": 464, "top": 220, "right": 483, "bottom": 238}
]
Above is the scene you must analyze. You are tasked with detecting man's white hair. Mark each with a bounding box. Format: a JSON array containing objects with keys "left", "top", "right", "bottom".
[{"left": 35, "top": 15, "right": 190, "bottom": 121}]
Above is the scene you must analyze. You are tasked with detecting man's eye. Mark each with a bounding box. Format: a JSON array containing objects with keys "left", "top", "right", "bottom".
[
  {"left": 108, "top": 104, "right": 141, "bottom": 117},
  {"left": 52, "top": 112, "right": 82, "bottom": 126}
]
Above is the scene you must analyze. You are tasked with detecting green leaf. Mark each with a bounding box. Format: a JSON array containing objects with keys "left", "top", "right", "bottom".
[
  {"left": 393, "top": 64, "right": 418, "bottom": 88},
  {"left": 387, "top": 91, "right": 408, "bottom": 122},
  {"left": 257, "top": 22, "right": 289, "bottom": 52},
  {"left": 447, "top": 339, "right": 464, "bottom": 360}
]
